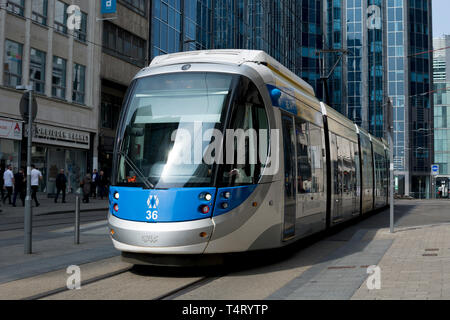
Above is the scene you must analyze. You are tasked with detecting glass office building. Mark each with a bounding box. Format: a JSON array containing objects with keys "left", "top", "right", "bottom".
[
  {"left": 150, "top": 0, "right": 323, "bottom": 98},
  {"left": 150, "top": 0, "right": 433, "bottom": 197},
  {"left": 433, "top": 36, "right": 450, "bottom": 196},
  {"left": 325, "top": 0, "right": 433, "bottom": 197}
]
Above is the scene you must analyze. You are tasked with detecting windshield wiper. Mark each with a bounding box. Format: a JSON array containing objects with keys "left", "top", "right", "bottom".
[{"left": 118, "top": 150, "right": 155, "bottom": 189}]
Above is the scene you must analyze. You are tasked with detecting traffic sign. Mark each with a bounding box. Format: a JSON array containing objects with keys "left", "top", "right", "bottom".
[
  {"left": 19, "top": 92, "right": 38, "bottom": 122},
  {"left": 432, "top": 164, "right": 439, "bottom": 176}
]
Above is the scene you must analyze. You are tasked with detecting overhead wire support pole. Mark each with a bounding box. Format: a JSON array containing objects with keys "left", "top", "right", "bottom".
[
  {"left": 386, "top": 97, "right": 395, "bottom": 233},
  {"left": 316, "top": 49, "right": 348, "bottom": 106},
  {"left": 25, "top": 85, "right": 33, "bottom": 253}
]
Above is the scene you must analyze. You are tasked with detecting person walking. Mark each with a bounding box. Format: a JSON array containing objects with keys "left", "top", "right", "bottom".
[
  {"left": 91, "top": 169, "right": 98, "bottom": 199},
  {"left": 31, "top": 165, "right": 43, "bottom": 207},
  {"left": 55, "top": 169, "right": 67, "bottom": 203},
  {"left": 12, "top": 168, "right": 25, "bottom": 207},
  {"left": 97, "top": 170, "right": 108, "bottom": 200},
  {"left": 0, "top": 166, "right": 5, "bottom": 204},
  {"left": 81, "top": 173, "right": 91, "bottom": 203},
  {"left": 3, "top": 165, "right": 14, "bottom": 205}
]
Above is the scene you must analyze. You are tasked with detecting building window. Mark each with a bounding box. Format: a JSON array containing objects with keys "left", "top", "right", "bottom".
[
  {"left": 30, "top": 48, "right": 46, "bottom": 94},
  {"left": 102, "top": 21, "right": 146, "bottom": 67},
  {"left": 120, "top": 0, "right": 146, "bottom": 16},
  {"left": 52, "top": 56, "right": 66, "bottom": 99},
  {"left": 75, "top": 11, "right": 88, "bottom": 42},
  {"left": 32, "top": 0, "right": 48, "bottom": 26},
  {"left": 54, "top": 0, "right": 68, "bottom": 34},
  {"left": 6, "top": 0, "right": 25, "bottom": 16},
  {"left": 101, "top": 93, "right": 122, "bottom": 129},
  {"left": 72, "top": 63, "right": 85, "bottom": 104},
  {"left": 3, "top": 40, "right": 23, "bottom": 87}
]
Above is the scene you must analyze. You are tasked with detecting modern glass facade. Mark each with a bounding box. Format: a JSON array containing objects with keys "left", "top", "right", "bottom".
[
  {"left": 434, "top": 83, "right": 450, "bottom": 175},
  {"left": 387, "top": 0, "right": 406, "bottom": 174},
  {"left": 433, "top": 36, "right": 450, "bottom": 195},
  {"left": 346, "top": 0, "right": 363, "bottom": 125},
  {"left": 149, "top": 0, "right": 433, "bottom": 197},
  {"left": 407, "top": 0, "right": 433, "bottom": 198},
  {"left": 325, "top": 0, "right": 433, "bottom": 197},
  {"left": 325, "top": 0, "right": 345, "bottom": 114},
  {"left": 150, "top": 0, "right": 323, "bottom": 97}
]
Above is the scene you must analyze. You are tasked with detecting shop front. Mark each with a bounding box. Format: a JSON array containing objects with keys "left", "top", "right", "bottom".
[
  {"left": 25, "top": 123, "right": 91, "bottom": 195},
  {"left": 0, "top": 117, "right": 22, "bottom": 170}
]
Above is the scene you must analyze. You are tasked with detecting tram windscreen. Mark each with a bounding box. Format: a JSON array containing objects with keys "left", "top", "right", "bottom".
[{"left": 116, "top": 72, "right": 234, "bottom": 188}]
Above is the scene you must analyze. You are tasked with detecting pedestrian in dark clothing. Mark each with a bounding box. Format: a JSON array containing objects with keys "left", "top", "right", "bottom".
[
  {"left": 97, "top": 170, "right": 108, "bottom": 200},
  {"left": 0, "top": 166, "right": 4, "bottom": 203},
  {"left": 81, "top": 173, "right": 91, "bottom": 203},
  {"left": 91, "top": 169, "right": 98, "bottom": 198},
  {"left": 55, "top": 169, "right": 67, "bottom": 203},
  {"left": 12, "top": 168, "right": 26, "bottom": 207}
]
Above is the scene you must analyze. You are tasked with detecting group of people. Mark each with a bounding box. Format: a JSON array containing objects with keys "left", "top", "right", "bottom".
[
  {"left": 54, "top": 168, "right": 109, "bottom": 204},
  {"left": 1, "top": 165, "right": 43, "bottom": 207},
  {"left": 80, "top": 169, "right": 109, "bottom": 203},
  {"left": 1, "top": 165, "right": 109, "bottom": 210}
]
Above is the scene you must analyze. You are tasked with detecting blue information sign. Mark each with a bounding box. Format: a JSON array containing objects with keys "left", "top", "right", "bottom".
[
  {"left": 432, "top": 165, "right": 439, "bottom": 175},
  {"left": 101, "top": 0, "right": 117, "bottom": 14}
]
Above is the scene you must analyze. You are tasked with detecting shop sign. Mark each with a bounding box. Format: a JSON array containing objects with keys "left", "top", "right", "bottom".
[
  {"left": 0, "top": 118, "right": 22, "bottom": 141},
  {"left": 25, "top": 124, "right": 90, "bottom": 149}
]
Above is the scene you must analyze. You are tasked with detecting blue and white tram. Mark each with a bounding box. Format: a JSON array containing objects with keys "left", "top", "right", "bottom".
[{"left": 107, "top": 50, "right": 389, "bottom": 264}]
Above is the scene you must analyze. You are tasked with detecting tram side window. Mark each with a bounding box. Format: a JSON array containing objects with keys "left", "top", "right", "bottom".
[
  {"left": 296, "top": 119, "right": 312, "bottom": 193},
  {"left": 221, "top": 78, "right": 269, "bottom": 186},
  {"left": 308, "top": 123, "right": 323, "bottom": 193}
]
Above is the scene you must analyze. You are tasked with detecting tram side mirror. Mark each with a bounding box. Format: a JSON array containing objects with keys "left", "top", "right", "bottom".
[{"left": 126, "top": 126, "right": 144, "bottom": 137}]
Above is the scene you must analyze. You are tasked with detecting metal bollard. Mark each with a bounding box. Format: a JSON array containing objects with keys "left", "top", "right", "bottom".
[{"left": 75, "top": 195, "right": 80, "bottom": 244}]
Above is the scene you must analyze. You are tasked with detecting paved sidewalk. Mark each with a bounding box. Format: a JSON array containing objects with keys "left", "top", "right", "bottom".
[
  {"left": 0, "top": 193, "right": 109, "bottom": 218},
  {"left": 270, "top": 199, "right": 450, "bottom": 300},
  {"left": 0, "top": 193, "right": 113, "bottom": 287}
]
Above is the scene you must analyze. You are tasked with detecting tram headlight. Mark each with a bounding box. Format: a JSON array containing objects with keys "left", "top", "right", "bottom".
[
  {"left": 223, "top": 192, "right": 231, "bottom": 199},
  {"left": 200, "top": 193, "right": 212, "bottom": 201},
  {"left": 114, "top": 192, "right": 120, "bottom": 200},
  {"left": 221, "top": 202, "right": 229, "bottom": 209}
]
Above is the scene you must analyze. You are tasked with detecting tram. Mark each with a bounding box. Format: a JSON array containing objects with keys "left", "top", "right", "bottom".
[{"left": 107, "top": 50, "right": 389, "bottom": 264}]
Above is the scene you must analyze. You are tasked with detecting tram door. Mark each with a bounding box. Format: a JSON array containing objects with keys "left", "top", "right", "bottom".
[{"left": 282, "top": 115, "right": 296, "bottom": 240}]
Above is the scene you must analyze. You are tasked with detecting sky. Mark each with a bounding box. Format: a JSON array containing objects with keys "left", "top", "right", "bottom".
[{"left": 433, "top": 0, "right": 450, "bottom": 37}]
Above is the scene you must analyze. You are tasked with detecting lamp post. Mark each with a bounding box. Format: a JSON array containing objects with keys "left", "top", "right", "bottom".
[
  {"left": 17, "top": 83, "right": 34, "bottom": 254},
  {"left": 386, "top": 97, "right": 394, "bottom": 233}
]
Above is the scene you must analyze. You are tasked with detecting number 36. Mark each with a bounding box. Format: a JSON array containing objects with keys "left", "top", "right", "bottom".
[{"left": 146, "top": 211, "right": 158, "bottom": 221}]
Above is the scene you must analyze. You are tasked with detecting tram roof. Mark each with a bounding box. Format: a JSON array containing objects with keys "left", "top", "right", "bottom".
[{"left": 149, "top": 50, "right": 315, "bottom": 96}]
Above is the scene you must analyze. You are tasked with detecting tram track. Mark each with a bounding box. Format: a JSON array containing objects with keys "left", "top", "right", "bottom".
[
  {"left": 153, "top": 275, "right": 222, "bottom": 300},
  {"left": 22, "top": 266, "right": 133, "bottom": 300},
  {"left": 21, "top": 263, "right": 226, "bottom": 300},
  {"left": 0, "top": 212, "right": 107, "bottom": 232}
]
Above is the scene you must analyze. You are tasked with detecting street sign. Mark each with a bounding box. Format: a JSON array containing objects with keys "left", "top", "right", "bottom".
[
  {"left": 432, "top": 164, "right": 439, "bottom": 176},
  {"left": 101, "top": 0, "right": 116, "bottom": 14},
  {"left": 19, "top": 92, "right": 38, "bottom": 122}
]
